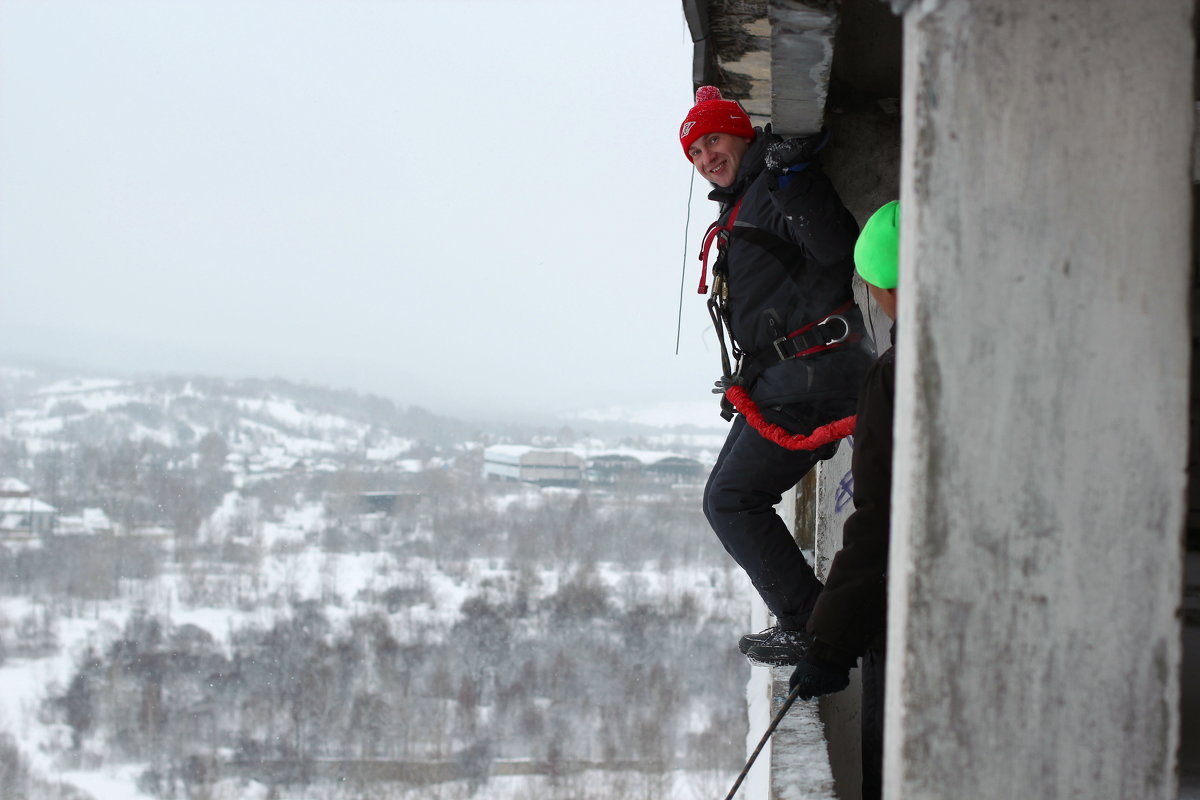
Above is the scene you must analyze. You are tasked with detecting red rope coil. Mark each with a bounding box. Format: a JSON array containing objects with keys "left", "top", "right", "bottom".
[{"left": 725, "top": 385, "right": 856, "bottom": 451}]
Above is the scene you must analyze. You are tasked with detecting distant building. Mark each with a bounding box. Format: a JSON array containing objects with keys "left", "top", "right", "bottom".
[
  {"left": 0, "top": 478, "right": 57, "bottom": 541},
  {"left": 645, "top": 455, "right": 705, "bottom": 484},
  {"left": 55, "top": 507, "right": 115, "bottom": 536},
  {"left": 586, "top": 450, "right": 705, "bottom": 486},
  {"left": 585, "top": 453, "right": 643, "bottom": 485},
  {"left": 0, "top": 477, "right": 33, "bottom": 498},
  {"left": 482, "top": 445, "right": 583, "bottom": 487}
]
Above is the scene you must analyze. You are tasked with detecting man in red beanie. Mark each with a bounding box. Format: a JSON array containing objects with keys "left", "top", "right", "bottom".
[{"left": 682, "top": 86, "right": 874, "bottom": 667}]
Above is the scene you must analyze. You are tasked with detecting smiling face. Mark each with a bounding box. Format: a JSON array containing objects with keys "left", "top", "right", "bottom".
[{"left": 688, "top": 132, "right": 752, "bottom": 188}]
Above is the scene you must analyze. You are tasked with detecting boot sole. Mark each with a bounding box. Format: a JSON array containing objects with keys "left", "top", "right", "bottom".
[{"left": 745, "top": 651, "right": 804, "bottom": 667}]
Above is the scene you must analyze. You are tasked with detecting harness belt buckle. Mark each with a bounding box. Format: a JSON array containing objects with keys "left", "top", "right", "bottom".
[
  {"left": 772, "top": 336, "right": 794, "bottom": 361},
  {"left": 772, "top": 313, "right": 852, "bottom": 362},
  {"left": 819, "top": 314, "right": 851, "bottom": 346}
]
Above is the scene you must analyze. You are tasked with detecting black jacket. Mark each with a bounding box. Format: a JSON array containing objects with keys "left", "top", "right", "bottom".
[
  {"left": 806, "top": 332, "right": 896, "bottom": 666},
  {"left": 707, "top": 130, "right": 873, "bottom": 410}
]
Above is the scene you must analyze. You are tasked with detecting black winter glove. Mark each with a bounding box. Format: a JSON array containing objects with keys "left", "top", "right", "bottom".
[
  {"left": 789, "top": 655, "right": 850, "bottom": 700},
  {"left": 764, "top": 129, "right": 829, "bottom": 175}
]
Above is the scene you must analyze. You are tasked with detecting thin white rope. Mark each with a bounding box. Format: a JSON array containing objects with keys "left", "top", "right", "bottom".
[{"left": 675, "top": 168, "right": 697, "bottom": 355}]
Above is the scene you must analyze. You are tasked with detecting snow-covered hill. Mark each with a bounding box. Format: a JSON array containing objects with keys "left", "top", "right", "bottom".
[
  {"left": 0, "top": 365, "right": 474, "bottom": 481},
  {"left": 1, "top": 365, "right": 730, "bottom": 468}
]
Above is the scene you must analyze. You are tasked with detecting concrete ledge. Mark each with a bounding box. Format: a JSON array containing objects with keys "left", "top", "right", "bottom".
[{"left": 768, "top": 666, "right": 837, "bottom": 799}]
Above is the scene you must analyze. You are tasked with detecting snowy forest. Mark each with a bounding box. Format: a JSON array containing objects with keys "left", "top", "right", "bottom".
[{"left": 0, "top": 366, "right": 751, "bottom": 800}]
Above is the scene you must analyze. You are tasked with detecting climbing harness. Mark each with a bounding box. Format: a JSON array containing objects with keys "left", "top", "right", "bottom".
[
  {"left": 722, "top": 682, "right": 804, "bottom": 800},
  {"left": 698, "top": 201, "right": 858, "bottom": 449}
]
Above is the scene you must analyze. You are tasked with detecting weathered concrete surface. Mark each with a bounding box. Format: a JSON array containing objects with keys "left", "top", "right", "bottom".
[
  {"left": 813, "top": 441, "right": 854, "bottom": 582},
  {"left": 684, "top": 1, "right": 843, "bottom": 134},
  {"left": 769, "top": 1, "right": 839, "bottom": 137},
  {"left": 888, "top": 1, "right": 1192, "bottom": 798},
  {"left": 822, "top": 111, "right": 901, "bottom": 229}
]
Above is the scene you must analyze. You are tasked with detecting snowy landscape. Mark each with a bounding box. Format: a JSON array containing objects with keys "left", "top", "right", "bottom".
[{"left": 0, "top": 364, "right": 756, "bottom": 800}]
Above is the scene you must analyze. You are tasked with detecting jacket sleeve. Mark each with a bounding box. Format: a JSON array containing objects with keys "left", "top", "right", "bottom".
[
  {"left": 806, "top": 348, "right": 896, "bottom": 660},
  {"left": 767, "top": 166, "right": 859, "bottom": 267}
]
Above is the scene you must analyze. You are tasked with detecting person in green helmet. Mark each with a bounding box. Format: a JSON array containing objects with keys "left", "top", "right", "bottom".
[{"left": 786, "top": 199, "right": 900, "bottom": 800}]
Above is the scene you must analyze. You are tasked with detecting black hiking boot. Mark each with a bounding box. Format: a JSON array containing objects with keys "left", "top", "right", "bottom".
[
  {"left": 738, "top": 626, "right": 780, "bottom": 655},
  {"left": 745, "top": 627, "right": 813, "bottom": 667}
]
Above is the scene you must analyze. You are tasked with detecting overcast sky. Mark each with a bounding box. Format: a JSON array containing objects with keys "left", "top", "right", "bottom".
[{"left": 0, "top": 0, "right": 726, "bottom": 424}]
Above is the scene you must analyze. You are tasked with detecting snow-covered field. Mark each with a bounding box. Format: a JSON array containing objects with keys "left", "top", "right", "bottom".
[{"left": 0, "top": 502, "right": 753, "bottom": 799}]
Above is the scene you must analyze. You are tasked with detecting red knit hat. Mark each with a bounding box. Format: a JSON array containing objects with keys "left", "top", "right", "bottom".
[{"left": 679, "top": 86, "right": 755, "bottom": 160}]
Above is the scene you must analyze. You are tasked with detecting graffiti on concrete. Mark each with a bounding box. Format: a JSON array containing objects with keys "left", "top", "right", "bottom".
[
  {"left": 835, "top": 469, "right": 854, "bottom": 513},
  {"left": 834, "top": 435, "right": 855, "bottom": 513}
]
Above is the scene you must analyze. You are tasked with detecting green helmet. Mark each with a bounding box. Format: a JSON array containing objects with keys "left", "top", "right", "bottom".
[{"left": 854, "top": 200, "right": 899, "bottom": 290}]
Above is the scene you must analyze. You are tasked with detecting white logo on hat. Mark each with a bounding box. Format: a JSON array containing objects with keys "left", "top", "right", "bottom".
[{"left": 681, "top": 121, "right": 695, "bottom": 138}]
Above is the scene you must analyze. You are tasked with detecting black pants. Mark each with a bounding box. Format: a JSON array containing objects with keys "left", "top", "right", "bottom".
[
  {"left": 702, "top": 411, "right": 840, "bottom": 630},
  {"left": 861, "top": 646, "right": 886, "bottom": 800}
]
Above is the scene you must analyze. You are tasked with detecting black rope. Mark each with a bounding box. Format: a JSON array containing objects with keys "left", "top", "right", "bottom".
[
  {"left": 675, "top": 168, "right": 697, "bottom": 355},
  {"left": 722, "top": 682, "right": 804, "bottom": 800}
]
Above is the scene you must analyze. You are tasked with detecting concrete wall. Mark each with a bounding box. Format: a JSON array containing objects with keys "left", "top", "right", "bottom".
[{"left": 888, "top": 1, "right": 1192, "bottom": 798}]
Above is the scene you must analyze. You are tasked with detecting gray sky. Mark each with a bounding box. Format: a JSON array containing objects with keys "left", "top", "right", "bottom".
[{"left": 0, "top": 0, "right": 724, "bottom": 423}]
